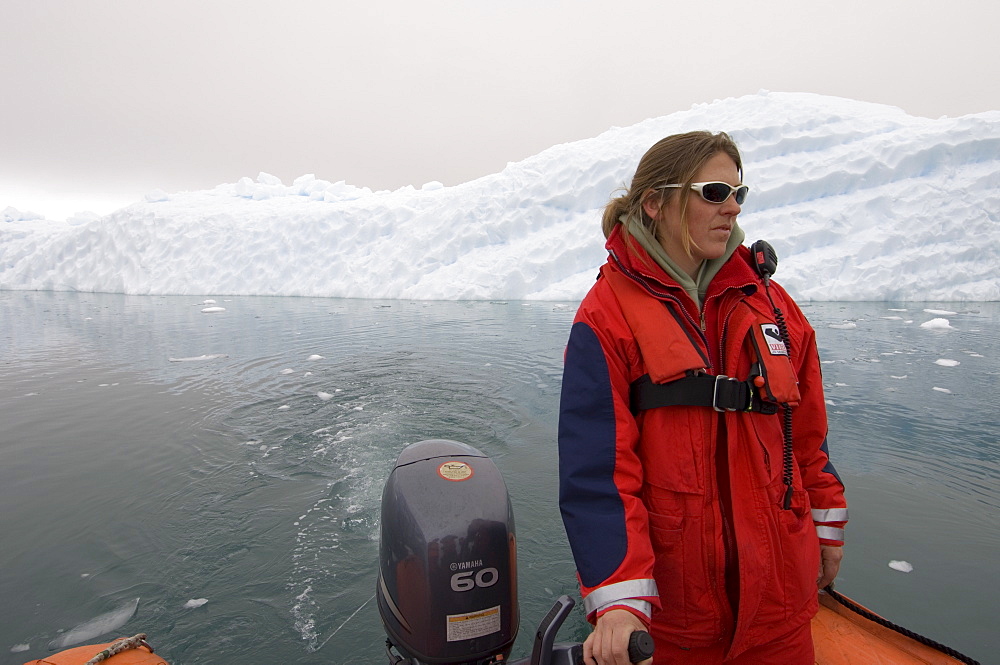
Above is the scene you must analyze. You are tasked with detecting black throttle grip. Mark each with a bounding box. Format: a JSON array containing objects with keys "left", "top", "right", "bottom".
[{"left": 627, "top": 630, "right": 654, "bottom": 663}]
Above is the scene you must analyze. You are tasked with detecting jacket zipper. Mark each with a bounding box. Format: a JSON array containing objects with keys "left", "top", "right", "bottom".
[
  {"left": 713, "top": 417, "right": 736, "bottom": 632},
  {"left": 701, "top": 283, "right": 755, "bottom": 371}
]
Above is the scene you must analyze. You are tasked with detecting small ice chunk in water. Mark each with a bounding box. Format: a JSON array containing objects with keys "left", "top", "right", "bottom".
[
  {"left": 934, "top": 359, "right": 960, "bottom": 367},
  {"left": 920, "top": 318, "right": 953, "bottom": 329},
  {"left": 183, "top": 598, "right": 209, "bottom": 608},
  {"left": 923, "top": 308, "right": 956, "bottom": 315},
  {"left": 278, "top": 405, "right": 291, "bottom": 411},
  {"left": 308, "top": 354, "right": 324, "bottom": 360},
  {"left": 828, "top": 322, "right": 857, "bottom": 329},
  {"left": 280, "top": 368, "right": 295, "bottom": 374},
  {"left": 317, "top": 392, "right": 334, "bottom": 401},
  {"left": 201, "top": 307, "right": 226, "bottom": 313},
  {"left": 168, "top": 354, "right": 228, "bottom": 362},
  {"left": 203, "top": 299, "right": 217, "bottom": 304},
  {"left": 888, "top": 560, "right": 913, "bottom": 573},
  {"left": 932, "top": 387, "right": 952, "bottom": 394},
  {"left": 10, "top": 644, "right": 30, "bottom": 653}
]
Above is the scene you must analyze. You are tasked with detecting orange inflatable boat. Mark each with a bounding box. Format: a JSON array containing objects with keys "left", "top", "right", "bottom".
[
  {"left": 811, "top": 589, "right": 978, "bottom": 665},
  {"left": 24, "top": 592, "right": 979, "bottom": 665},
  {"left": 22, "top": 634, "right": 166, "bottom": 665}
]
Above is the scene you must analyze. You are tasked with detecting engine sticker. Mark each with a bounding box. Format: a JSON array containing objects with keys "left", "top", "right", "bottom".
[
  {"left": 438, "top": 461, "right": 474, "bottom": 481},
  {"left": 446, "top": 605, "right": 501, "bottom": 642}
]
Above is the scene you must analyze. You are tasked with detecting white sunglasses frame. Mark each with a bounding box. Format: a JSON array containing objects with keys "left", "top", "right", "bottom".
[{"left": 656, "top": 181, "right": 749, "bottom": 204}]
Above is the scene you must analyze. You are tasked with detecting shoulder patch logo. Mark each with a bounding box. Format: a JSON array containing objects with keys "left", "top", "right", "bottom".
[{"left": 761, "top": 324, "right": 788, "bottom": 355}]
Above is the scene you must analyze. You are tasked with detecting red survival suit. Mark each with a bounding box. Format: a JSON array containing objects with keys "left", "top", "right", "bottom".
[{"left": 558, "top": 227, "right": 848, "bottom": 660}]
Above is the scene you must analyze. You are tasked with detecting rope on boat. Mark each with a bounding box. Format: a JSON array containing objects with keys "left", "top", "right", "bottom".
[
  {"left": 822, "top": 585, "right": 980, "bottom": 665},
  {"left": 316, "top": 593, "right": 376, "bottom": 651},
  {"left": 82, "top": 633, "right": 153, "bottom": 665}
]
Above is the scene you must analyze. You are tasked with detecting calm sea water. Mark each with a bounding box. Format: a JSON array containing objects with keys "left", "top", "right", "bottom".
[{"left": 1, "top": 292, "right": 997, "bottom": 665}]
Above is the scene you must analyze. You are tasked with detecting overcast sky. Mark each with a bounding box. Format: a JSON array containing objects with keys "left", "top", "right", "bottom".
[{"left": 3, "top": 0, "right": 999, "bottom": 219}]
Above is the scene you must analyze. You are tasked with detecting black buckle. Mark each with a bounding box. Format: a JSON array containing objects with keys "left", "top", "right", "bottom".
[{"left": 712, "top": 375, "right": 744, "bottom": 412}]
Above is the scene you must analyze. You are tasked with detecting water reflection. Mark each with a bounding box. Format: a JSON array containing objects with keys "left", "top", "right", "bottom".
[{"left": 0, "top": 293, "right": 997, "bottom": 665}]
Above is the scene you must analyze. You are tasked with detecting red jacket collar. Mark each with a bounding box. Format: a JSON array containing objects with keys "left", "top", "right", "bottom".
[{"left": 605, "top": 224, "right": 760, "bottom": 303}]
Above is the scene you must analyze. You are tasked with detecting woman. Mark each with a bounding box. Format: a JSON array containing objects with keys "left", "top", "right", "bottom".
[{"left": 558, "top": 131, "right": 848, "bottom": 665}]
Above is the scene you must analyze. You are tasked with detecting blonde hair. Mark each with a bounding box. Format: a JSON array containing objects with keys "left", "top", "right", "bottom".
[{"left": 601, "top": 131, "right": 743, "bottom": 256}]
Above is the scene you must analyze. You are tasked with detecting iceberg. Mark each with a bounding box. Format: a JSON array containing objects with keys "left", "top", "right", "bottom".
[{"left": 2, "top": 93, "right": 998, "bottom": 302}]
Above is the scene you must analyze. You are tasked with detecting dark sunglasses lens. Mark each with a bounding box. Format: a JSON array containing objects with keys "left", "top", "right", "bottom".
[
  {"left": 700, "top": 183, "right": 748, "bottom": 204},
  {"left": 701, "top": 183, "right": 732, "bottom": 203}
]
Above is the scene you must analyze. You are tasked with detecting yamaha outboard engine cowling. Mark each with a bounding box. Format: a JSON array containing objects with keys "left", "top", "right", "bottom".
[{"left": 378, "top": 440, "right": 518, "bottom": 665}]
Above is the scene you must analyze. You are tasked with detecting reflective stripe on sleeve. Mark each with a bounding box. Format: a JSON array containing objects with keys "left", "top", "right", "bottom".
[
  {"left": 583, "top": 579, "right": 659, "bottom": 615},
  {"left": 815, "top": 525, "right": 845, "bottom": 541},
  {"left": 593, "top": 598, "right": 652, "bottom": 620},
  {"left": 812, "top": 507, "right": 849, "bottom": 522}
]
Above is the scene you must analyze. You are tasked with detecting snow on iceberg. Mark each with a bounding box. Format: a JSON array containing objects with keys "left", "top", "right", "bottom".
[
  {"left": 2, "top": 206, "right": 44, "bottom": 223},
  {"left": 2, "top": 92, "right": 998, "bottom": 301}
]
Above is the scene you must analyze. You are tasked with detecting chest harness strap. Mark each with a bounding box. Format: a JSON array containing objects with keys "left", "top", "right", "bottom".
[{"left": 630, "top": 372, "right": 779, "bottom": 416}]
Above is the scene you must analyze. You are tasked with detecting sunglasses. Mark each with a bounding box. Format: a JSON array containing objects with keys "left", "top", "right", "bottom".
[{"left": 656, "top": 181, "right": 749, "bottom": 205}]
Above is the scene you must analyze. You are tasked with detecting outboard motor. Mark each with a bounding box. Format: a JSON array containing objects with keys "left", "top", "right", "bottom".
[{"left": 378, "top": 440, "right": 518, "bottom": 665}]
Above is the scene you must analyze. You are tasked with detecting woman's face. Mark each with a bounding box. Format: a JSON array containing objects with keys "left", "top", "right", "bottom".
[{"left": 643, "top": 151, "right": 742, "bottom": 278}]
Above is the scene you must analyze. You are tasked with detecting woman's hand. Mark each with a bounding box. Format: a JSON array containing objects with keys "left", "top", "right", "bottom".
[
  {"left": 583, "top": 608, "right": 651, "bottom": 665},
  {"left": 817, "top": 544, "right": 843, "bottom": 588}
]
